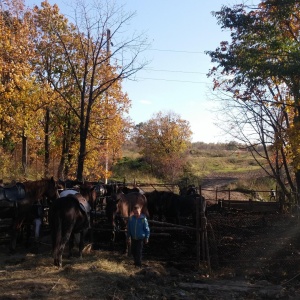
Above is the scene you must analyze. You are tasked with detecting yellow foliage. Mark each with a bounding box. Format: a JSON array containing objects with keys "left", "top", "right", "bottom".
[{"left": 136, "top": 111, "right": 192, "bottom": 164}]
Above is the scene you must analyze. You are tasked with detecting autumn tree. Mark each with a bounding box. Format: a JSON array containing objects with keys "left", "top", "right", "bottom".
[
  {"left": 0, "top": 0, "right": 44, "bottom": 176},
  {"left": 32, "top": 0, "right": 147, "bottom": 181},
  {"left": 206, "top": 0, "right": 300, "bottom": 199},
  {"left": 136, "top": 111, "right": 192, "bottom": 182},
  {"left": 32, "top": 2, "right": 80, "bottom": 179}
]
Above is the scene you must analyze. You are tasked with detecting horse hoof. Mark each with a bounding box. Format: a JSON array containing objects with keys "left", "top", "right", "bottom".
[
  {"left": 54, "top": 259, "right": 61, "bottom": 267},
  {"left": 9, "top": 249, "right": 16, "bottom": 255}
]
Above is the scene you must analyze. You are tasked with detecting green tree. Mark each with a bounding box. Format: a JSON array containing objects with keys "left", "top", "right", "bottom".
[
  {"left": 206, "top": 0, "right": 300, "bottom": 199},
  {"left": 136, "top": 111, "right": 192, "bottom": 181}
]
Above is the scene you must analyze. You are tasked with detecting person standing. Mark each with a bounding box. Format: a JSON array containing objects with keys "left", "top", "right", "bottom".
[
  {"left": 127, "top": 205, "right": 150, "bottom": 268},
  {"left": 31, "top": 199, "right": 44, "bottom": 253}
]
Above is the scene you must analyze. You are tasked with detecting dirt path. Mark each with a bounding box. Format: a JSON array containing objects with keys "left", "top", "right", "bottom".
[{"left": 200, "top": 172, "right": 255, "bottom": 203}]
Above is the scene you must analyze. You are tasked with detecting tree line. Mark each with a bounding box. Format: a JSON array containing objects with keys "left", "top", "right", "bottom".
[
  {"left": 0, "top": 0, "right": 147, "bottom": 181},
  {"left": 5, "top": 0, "right": 297, "bottom": 198},
  {"left": 0, "top": 0, "right": 194, "bottom": 183}
]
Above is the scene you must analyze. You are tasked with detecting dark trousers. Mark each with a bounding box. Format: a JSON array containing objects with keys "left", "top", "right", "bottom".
[{"left": 131, "top": 239, "right": 143, "bottom": 267}]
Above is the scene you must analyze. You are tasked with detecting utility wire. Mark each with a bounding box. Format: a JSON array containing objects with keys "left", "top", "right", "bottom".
[
  {"left": 144, "top": 68, "right": 207, "bottom": 74},
  {"left": 136, "top": 77, "right": 211, "bottom": 84},
  {"left": 149, "top": 48, "right": 205, "bottom": 54}
]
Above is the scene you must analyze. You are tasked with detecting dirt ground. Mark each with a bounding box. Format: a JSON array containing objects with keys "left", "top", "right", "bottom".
[
  {"left": 1, "top": 173, "right": 300, "bottom": 299},
  {"left": 1, "top": 215, "right": 300, "bottom": 300}
]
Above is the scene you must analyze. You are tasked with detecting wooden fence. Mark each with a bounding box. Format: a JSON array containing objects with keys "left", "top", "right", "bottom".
[{"left": 124, "top": 182, "right": 284, "bottom": 213}]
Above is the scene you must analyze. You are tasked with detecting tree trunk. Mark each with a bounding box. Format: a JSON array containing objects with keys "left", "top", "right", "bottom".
[
  {"left": 44, "top": 108, "right": 50, "bottom": 178},
  {"left": 57, "top": 119, "right": 73, "bottom": 180},
  {"left": 76, "top": 97, "right": 91, "bottom": 182},
  {"left": 76, "top": 144, "right": 86, "bottom": 182},
  {"left": 21, "top": 134, "right": 27, "bottom": 176},
  {"left": 295, "top": 170, "right": 300, "bottom": 200}
]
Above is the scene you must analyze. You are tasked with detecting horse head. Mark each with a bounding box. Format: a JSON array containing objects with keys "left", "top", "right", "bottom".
[
  {"left": 180, "top": 184, "right": 198, "bottom": 196},
  {"left": 105, "top": 195, "right": 118, "bottom": 226},
  {"left": 96, "top": 184, "right": 107, "bottom": 197},
  {"left": 45, "top": 177, "right": 60, "bottom": 203}
]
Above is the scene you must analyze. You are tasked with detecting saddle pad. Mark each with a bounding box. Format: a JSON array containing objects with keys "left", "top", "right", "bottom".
[
  {"left": 79, "top": 199, "right": 91, "bottom": 214},
  {"left": 59, "top": 189, "right": 79, "bottom": 198},
  {"left": 0, "top": 183, "right": 26, "bottom": 202}
]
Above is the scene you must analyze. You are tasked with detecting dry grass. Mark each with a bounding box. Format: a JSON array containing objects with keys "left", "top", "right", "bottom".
[
  {"left": 1, "top": 215, "right": 299, "bottom": 300},
  {"left": 0, "top": 243, "right": 207, "bottom": 300}
]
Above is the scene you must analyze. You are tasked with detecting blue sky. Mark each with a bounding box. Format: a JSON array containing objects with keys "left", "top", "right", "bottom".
[{"left": 25, "top": 0, "right": 259, "bottom": 143}]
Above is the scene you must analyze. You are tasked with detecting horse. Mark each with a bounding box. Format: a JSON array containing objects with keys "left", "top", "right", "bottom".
[
  {"left": 177, "top": 193, "right": 206, "bottom": 225},
  {"left": 145, "top": 190, "right": 174, "bottom": 221},
  {"left": 51, "top": 183, "right": 97, "bottom": 267},
  {"left": 179, "top": 184, "right": 198, "bottom": 196},
  {"left": 116, "top": 185, "right": 142, "bottom": 194},
  {"left": 145, "top": 189, "right": 206, "bottom": 225},
  {"left": 106, "top": 191, "right": 148, "bottom": 253},
  {"left": 0, "top": 177, "right": 59, "bottom": 253}
]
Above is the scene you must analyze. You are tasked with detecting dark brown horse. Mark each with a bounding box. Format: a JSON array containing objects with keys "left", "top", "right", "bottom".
[
  {"left": 0, "top": 177, "right": 59, "bottom": 253},
  {"left": 145, "top": 189, "right": 206, "bottom": 225},
  {"left": 51, "top": 184, "right": 97, "bottom": 267},
  {"left": 145, "top": 190, "right": 174, "bottom": 221}
]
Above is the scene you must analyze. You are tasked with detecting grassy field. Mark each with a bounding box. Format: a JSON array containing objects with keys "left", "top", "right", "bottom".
[{"left": 113, "top": 142, "right": 274, "bottom": 193}]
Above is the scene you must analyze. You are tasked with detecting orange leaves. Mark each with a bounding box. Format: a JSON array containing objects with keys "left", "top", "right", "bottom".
[
  {"left": 0, "top": 1, "right": 39, "bottom": 142},
  {"left": 136, "top": 111, "right": 192, "bottom": 168},
  {"left": 135, "top": 111, "right": 192, "bottom": 181}
]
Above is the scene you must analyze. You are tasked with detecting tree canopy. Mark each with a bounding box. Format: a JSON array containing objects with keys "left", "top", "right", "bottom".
[
  {"left": 206, "top": 0, "right": 300, "bottom": 198},
  {"left": 136, "top": 111, "right": 192, "bottom": 182},
  {"left": 0, "top": 0, "right": 148, "bottom": 181}
]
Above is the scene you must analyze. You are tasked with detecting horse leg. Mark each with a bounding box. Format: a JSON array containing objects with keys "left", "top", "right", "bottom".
[
  {"left": 53, "top": 230, "right": 63, "bottom": 267},
  {"left": 68, "top": 232, "right": 75, "bottom": 258},
  {"left": 109, "top": 223, "right": 116, "bottom": 251},
  {"left": 52, "top": 214, "right": 72, "bottom": 267},
  {"left": 24, "top": 222, "right": 32, "bottom": 249},
  {"left": 125, "top": 232, "right": 131, "bottom": 256},
  {"left": 9, "top": 229, "right": 17, "bottom": 254},
  {"left": 33, "top": 218, "right": 42, "bottom": 254},
  {"left": 127, "top": 237, "right": 131, "bottom": 257},
  {"left": 78, "top": 231, "right": 85, "bottom": 259},
  {"left": 56, "top": 229, "right": 73, "bottom": 267},
  {"left": 9, "top": 220, "right": 23, "bottom": 254}
]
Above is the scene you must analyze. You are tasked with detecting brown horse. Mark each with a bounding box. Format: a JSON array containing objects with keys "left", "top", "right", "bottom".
[
  {"left": 0, "top": 177, "right": 59, "bottom": 253},
  {"left": 51, "top": 184, "right": 97, "bottom": 267},
  {"left": 106, "top": 192, "right": 148, "bottom": 253}
]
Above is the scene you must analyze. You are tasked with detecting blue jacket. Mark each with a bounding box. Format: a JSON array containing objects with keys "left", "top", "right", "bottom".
[{"left": 127, "top": 214, "right": 150, "bottom": 240}]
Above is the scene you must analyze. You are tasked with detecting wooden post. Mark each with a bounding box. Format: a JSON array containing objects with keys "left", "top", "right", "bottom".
[
  {"left": 201, "top": 213, "right": 211, "bottom": 273},
  {"left": 201, "top": 212, "right": 205, "bottom": 261},
  {"left": 196, "top": 195, "right": 200, "bottom": 268},
  {"left": 200, "top": 185, "right": 211, "bottom": 273}
]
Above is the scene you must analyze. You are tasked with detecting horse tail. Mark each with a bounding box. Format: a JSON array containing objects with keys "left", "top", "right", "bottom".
[
  {"left": 141, "top": 194, "right": 150, "bottom": 218},
  {"left": 51, "top": 201, "right": 62, "bottom": 257}
]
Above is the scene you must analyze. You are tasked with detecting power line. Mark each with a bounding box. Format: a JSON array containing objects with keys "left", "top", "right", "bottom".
[
  {"left": 144, "top": 68, "right": 207, "bottom": 74},
  {"left": 149, "top": 48, "right": 205, "bottom": 54},
  {"left": 136, "top": 77, "right": 211, "bottom": 84}
]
